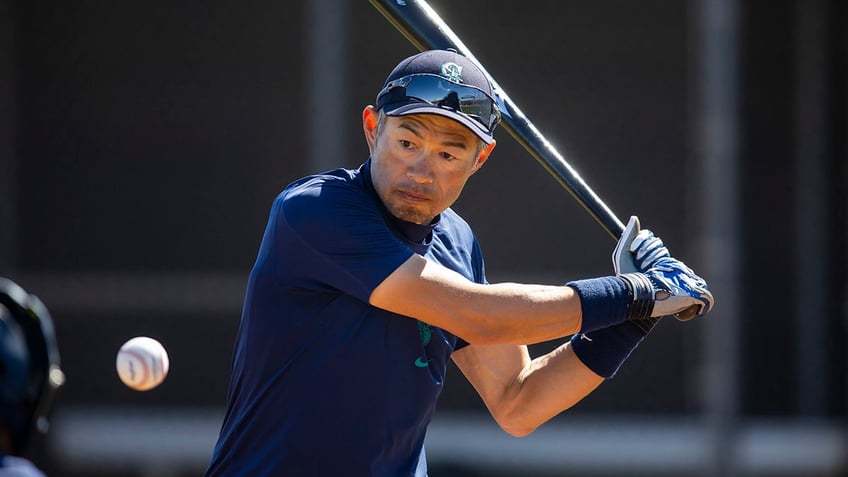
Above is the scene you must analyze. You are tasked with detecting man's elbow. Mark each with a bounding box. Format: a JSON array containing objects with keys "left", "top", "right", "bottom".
[
  {"left": 490, "top": 402, "right": 540, "bottom": 438},
  {"left": 496, "top": 417, "right": 538, "bottom": 438}
]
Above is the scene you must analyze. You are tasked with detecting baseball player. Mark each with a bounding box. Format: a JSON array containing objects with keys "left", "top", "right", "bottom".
[
  {"left": 204, "top": 50, "right": 713, "bottom": 476},
  {"left": 0, "top": 278, "right": 64, "bottom": 477}
]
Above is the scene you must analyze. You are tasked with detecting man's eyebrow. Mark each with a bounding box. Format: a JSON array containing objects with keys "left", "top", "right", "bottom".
[
  {"left": 398, "top": 118, "right": 471, "bottom": 150},
  {"left": 440, "top": 138, "right": 470, "bottom": 150},
  {"left": 398, "top": 121, "right": 424, "bottom": 138}
]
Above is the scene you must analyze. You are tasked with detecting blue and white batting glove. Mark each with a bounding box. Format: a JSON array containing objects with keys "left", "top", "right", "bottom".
[
  {"left": 568, "top": 216, "right": 714, "bottom": 333},
  {"left": 621, "top": 257, "right": 714, "bottom": 320},
  {"left": 613, "top": 216, "right": 670, "bottom": 274}
]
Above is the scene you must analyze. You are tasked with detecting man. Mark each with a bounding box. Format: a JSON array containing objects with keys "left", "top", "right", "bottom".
[
  {"left": 204, "top": 50, "right": 713, "bottom": 476},
  {"left": 0, "top": 278, "right": 64, "bottom": 477}
]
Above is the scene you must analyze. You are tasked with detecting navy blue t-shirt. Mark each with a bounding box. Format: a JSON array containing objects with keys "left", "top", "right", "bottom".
[{"left": 205, "top": 161, "right": 486, "bottom": 476}]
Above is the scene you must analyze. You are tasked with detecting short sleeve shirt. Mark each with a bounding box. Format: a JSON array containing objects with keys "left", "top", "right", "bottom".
[{"left": 205, "top": 161, "right": 486, "bottom": 477}]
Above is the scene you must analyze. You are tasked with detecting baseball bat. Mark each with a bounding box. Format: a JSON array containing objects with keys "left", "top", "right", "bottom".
[
  {"left": 368, "top": 0, "right": 625, "bottom": 239},
  {"left": 370, "top": 0, "right": 701, "bottom": 321}
]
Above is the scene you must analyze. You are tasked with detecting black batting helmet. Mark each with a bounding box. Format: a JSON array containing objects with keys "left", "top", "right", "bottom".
[{"left": 0, "top": 278, "right": 64, "bottom": 456}]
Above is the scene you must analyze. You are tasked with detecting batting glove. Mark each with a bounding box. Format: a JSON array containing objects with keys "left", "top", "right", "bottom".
[
  {"left": 613, "top": 216, "right": 670, "bottom": 274},
  {"left": 621, "top": 257, "right": 714, "bottom": 320}
]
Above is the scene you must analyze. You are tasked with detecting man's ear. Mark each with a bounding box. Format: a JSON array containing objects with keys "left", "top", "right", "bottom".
[
  {"left": 471, "top": 141, "right": 496, "bottom": 174},
  {"left": 362, "top": 106, "right": 379, "bottom": 154}
]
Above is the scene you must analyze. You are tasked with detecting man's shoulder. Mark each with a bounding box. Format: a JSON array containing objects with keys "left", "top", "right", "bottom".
[
  {"left": 439, "top": 207, "right": 473, "bottom": 233},
  {"left": 277, "top": 166, "right": 372, "bottom": 211},
  {"left": 273, "top": 165, "right": 385, "bottom": 235},
  {"left": 282, "top": 166, "right": 363, "bottom": 196},
  {"left": 434, "top": 207, "right": 480, "bottom": 250}
]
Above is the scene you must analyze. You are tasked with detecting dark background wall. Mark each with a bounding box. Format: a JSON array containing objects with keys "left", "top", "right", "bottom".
[{"left": 1, "top": 1, "right": 845, "bottom": 476}]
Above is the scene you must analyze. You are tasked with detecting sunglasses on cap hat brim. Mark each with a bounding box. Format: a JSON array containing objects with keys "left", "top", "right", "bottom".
[{"left": 376, "top": 74, "right": 501, "bottom": 137}]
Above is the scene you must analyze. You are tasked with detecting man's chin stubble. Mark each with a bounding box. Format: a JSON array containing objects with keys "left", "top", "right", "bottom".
[{"left": 389, "top": 204, "right": 431, "bottom": 225}]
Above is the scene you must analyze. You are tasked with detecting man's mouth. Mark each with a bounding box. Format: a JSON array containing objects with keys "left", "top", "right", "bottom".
[{"left": 397, "top": 189, "right": 429, "bottom": 202}]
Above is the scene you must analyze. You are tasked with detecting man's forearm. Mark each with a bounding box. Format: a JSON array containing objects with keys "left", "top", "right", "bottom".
[{"left": 489, "top": 343, "right": 604, "bottom": 436}]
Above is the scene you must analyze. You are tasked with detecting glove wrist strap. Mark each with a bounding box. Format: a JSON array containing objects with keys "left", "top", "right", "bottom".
[{"left": 619, "top": 273, "right": 656, "bottom": 319}]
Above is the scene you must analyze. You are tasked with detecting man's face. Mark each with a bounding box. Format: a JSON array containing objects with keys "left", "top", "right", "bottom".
[{"left": 364, "top": 108, "right": 494, "bottom": 225}]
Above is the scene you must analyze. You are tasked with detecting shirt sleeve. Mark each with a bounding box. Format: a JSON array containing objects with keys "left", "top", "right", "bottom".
[{"left": 270, "top": 177, "right": 414, "bottom": 303}]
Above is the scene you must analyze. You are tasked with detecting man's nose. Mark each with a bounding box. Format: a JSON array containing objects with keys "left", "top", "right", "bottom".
[{"left": 406, "top": 154, "right": 434, "bottom": 184}]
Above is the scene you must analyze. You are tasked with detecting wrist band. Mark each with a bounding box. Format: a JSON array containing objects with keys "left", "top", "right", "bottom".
[
  {"left": 570, "top": 318, "right": 657, "bottom": 378},
  {"left": 566, "top": 276, "right": 631, "bottom": 333}
]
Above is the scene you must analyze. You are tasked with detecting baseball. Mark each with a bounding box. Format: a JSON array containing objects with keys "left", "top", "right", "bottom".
[{"left": 116, "top": 336, "right": 170, "bottom": 391}]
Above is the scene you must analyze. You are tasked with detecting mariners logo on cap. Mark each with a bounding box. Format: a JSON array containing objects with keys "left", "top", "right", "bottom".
[{"left": 439, "top": 62, "right": 463, "bottom": 83}]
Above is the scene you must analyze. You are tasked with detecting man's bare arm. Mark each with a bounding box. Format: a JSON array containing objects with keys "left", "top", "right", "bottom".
[
  {"left": 369, "top": 254, "right": 582, "bottom": 346},
  {"left": 452, "top": 342, "right": 603, "bottom": 437}
]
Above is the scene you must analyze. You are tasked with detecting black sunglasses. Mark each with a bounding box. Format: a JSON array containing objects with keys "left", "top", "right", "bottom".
[{"left": 376, "top": 74, "right": 501, "bottom": 133}]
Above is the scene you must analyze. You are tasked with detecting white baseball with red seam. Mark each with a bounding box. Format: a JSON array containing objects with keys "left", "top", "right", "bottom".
[{"left": 116, "top": 337, "right": 170, "bottom": 391}]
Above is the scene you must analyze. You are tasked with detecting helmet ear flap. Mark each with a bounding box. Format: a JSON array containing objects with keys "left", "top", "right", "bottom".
[
  {"left": 0, "top": 278, "right": 64, "bottom": 456},
  {"left": 0, "top": 308, "right": 31, "bottom": 439},
  {"left": 0, "top": 308, "right": 30, "bottom": 396}
]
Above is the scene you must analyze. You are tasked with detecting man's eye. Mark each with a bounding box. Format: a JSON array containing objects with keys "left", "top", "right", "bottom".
[
  {"left": 400, "top": 140, "right": 413, "bottom": 149},
  {"left": 440, "top": 152, "right": 456, "bottom": 160}
]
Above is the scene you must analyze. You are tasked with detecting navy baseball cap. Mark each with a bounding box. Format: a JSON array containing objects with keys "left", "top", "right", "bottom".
[{"left": 375, "top": 50, "right": 501, "bottom": 144}]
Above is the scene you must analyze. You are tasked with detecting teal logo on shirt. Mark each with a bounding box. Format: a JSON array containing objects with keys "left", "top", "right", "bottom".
[{"left": 414, "top": 321, "right": 432, "bottom": 367}]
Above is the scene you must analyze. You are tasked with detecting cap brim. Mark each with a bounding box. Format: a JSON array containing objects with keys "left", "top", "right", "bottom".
[{"left": 382, "top": 102, "right": 495, "bottom": 145}]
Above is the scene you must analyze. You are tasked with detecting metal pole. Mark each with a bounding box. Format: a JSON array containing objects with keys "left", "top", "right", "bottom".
[
  {"left": 306, "top": 0, "right": 350, "bottom": 174},
  {"left": 690, "top": 0, "right": 741, "bottom": 475},
  {"left": 0, "top": 0, "right": 18, "bottom": 273},
  {"left": 793, "top": 0, "right": 830, "bottom": 417}
]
